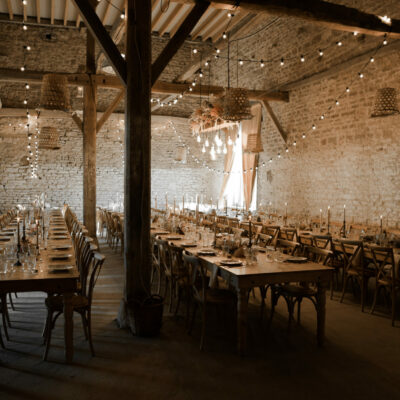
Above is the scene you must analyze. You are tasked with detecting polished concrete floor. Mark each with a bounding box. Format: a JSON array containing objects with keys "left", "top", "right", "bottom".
[{"left": 1, "top": 242, "right": 400, "bottom": 400}]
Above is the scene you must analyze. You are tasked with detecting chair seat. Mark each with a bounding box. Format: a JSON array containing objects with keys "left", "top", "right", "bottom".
[
  {"left": 45, "top": 294, "right": 89, "bottom": 311},
  {"left": 281, "top": 283, "right": 316, "bottom": 297}
]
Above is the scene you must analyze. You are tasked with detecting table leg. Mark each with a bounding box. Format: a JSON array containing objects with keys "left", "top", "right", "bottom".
[
  {"left": 316, "top": 281, "right": 327, "bottom": 347},
  {"left": 63, "top": 292, "right": 74, "bottom": 363},
  {"left": 237, "top": 288, "right": 248, "bottom": 356}
]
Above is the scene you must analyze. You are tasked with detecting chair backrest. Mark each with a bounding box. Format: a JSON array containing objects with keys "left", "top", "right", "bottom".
[
  {"left": 263, "top": 225, "right": 280, "bottom": 245},
  {"left": 256, "top": 233, "right": 273, "bottom": 247},
  {"left": 275, "top": 238, "right": 299, "bottom": 255},
  {"left": 336, "top": 239, "right": 364, "bottom": 273},
  {"left": 364, "top": 245, "right": 396, "bottom": 283},
  {"left": 304, "top": 246, "right": 333, "bottom": 265},
  {"left": 313, "top": 235, "right": 332, "bottom": 249},
  {"left": 168, "top": 243, "right": 185, "bottom": 277},
  {"left": 155, "top": 238, "right": 171, "bottom": 276},
  {"left": 280, "top": 228, "right": 297, "bottom": 241},
  {"left": 86, "top": 252, "right": 106, "bottom": 305},
  {"left": 182, "top": 251, "right": 206, "bottom": 303}
]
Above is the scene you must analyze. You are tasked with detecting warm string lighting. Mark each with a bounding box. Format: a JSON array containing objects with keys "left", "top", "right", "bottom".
[{"left": 260, "top": 33, "right": 390, "bottom": 166}]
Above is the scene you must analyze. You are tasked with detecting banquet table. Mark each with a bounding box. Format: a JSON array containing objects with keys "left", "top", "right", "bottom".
[
  {"left": 0, "top": 210, "right": 79, "bottom": 363},
  {"left": 155, "top": 232, "right": 333, "bottom": 355}
]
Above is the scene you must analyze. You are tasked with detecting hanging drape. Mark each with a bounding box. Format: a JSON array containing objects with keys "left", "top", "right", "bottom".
[
  {"left": 218, "top": 127, "right": 237, "bottom": 205},
  {"left": 241, "top": 103, "right": 263, "bottom": 210}
]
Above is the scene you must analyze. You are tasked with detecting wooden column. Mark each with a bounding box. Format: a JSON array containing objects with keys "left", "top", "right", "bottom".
[
  {"left": 123, "top": 0, "right": 151, "bottom": 319},
  {"left": 83, "top": 20, "right": 97, "bottom": 238}
]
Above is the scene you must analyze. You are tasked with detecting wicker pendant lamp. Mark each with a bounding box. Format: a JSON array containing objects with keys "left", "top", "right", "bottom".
[
  {"left": 371, "top": 87, "right": 399, "bottom": 117},
  {"left": 221, "top": 36, "right": 252, "bottom": 122},
  {"left": 39, "top": 126, "right": 60, "bottom": 150},
  {"left": 40, "top": 74, "right": 71, "bottom": 111}
]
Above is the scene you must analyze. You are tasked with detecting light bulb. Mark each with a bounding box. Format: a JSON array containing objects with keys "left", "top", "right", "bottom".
[
  {"left": 197, "top": 135, "right": 201, "bottom": 143},
  {"left": 25, "top": 83, "right": 29, "bottom": 89},
  {"left": 353, "top": 31, "right": 359, "bottom": 36},
  {"left": 320, "top": 115, "right": 324, "bottom": 120},
  {"left": 280, "top": 58, "right": 284, "bottom": 66},
  {"left": 370, "top": 57, "right": 374, "bottom": 62},
  {"left": 20, "top": 66, "right": 25, "bottom": 71},
  {"left": 239, "top": 59, "right": 243, "bottom": 66},
  {"left": 222, "top": 32, "right": 227, "bottom": 39},
  {"left": 120, "top": 13, "right": 125, "bottom": 19},
  {"left": 335, "top": 100, "right": 339, "bottom": 105},
  {"left": 199, "top": 71, "right": 203, "bottom": 77},
  {"left": 26, "top": 45, "right": 31, "bottom": 51},
  {"left": 202, "top": 145, "right": 206, "bottom": 153},
  {"left": 260, "top": 60, "right": 265, "bottom": 68},
  {"left": 205, "top": 138, "right": 209, "bottom": 147},
  {"left": 217, "top": 146, "right": 221, "bottom": 154},
  {"left": 22, "top": 0, "right": 28, "bottom": 5},
  {"left": 312, "top": 124, "right": 316, "bottom": 130},
  {"left": 179, "top": 94, "right": 183, "bottom": 98},
  {"left": 23, "top": 24, "right": 27, "bottom": 31},
  {"left": 204, "top": 60, "right": 209, "bottom": 66},
  {"left": 302, "top": 133, "right": 306, "bottom": 139},
  {"left": 23, "top": 99, "right": 27, "bottom": 105},
  {"left": 319, "top": 49, "right": 323, "bottom": 56},
  {"left": 346, "top": 87, "right": 350, "bottom": 93},
  {"left": 337, "top": 41, "right": 343, "bottom": 46},
  {"left": 192, "top": 81, "right": 196, "bottom": 86},
  {"left": 216, "top": 48, "right": 220, "bottom": 54},
  {"left": 193, "top": 48, "right": 198, "bottom": 54},
  {"left": 359, "top": 72, "right": 364, "bottom": 78},
  {"left": 300, "top": 55, "right": 305, "bottom": 62}
]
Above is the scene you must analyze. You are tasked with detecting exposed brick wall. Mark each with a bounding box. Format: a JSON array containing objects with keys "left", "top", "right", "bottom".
[{"left": 0, "top": 113, "right": 223, "bottom": 217}]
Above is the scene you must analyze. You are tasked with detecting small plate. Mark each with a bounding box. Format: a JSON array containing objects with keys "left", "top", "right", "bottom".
[
  {"left": 286, "top": 257, "right": 308, "bottom": 263},
  {"left": 48, "top": 264, "right": 74, "bottom": 273},
  {"left": 197, "top": 250, "right": 216, "bottom": 256},
  {"left": 49, "top": 236, "right": 69, "bottom": 240},
  {"left": 220, "top": 259, "right": 243, "bottom": 267},
  {"left": 0, "top": 237, "right": 11, "bottom": 242},
  {"left": 49, "top": 254, "right": 73, "bottom": 261},
  {"left": 50, "top": 246, "right": 72, "bottom": 251},
  {"left": 167, "top": 237, "right": 182, "bottom": 241},
  {"left": 181, "top": 243, "right": 197, "bottom": 248}
]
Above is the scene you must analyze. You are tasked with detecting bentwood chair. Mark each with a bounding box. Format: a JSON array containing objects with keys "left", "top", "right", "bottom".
[
  {"left": 183, "top": 251, "right": 236, "bottom": 351},
  {"left": 338, "top": 239, "right": 374, "bottom": 311},
  {"left": 275, "top": 238, "right": 300, "bottom": 255},
  {"left": 43, "top": 252, "right": 105, "bottom": 360},
  {"left": 270, "top": 246, "right": 333, "bottom": 328},
  {"left": 365, "top": 246, "right": 400, "bottom": 326}
]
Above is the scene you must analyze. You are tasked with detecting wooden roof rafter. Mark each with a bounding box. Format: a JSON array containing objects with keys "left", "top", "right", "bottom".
[
  {"left": 35, "top": 0, "right": 40, "bottom": 24},
  {"left": 158, "top": 3, "right": 184, "bottom": 36},
  {"left": 189, "top": 7, "right": 218, "bottom": 38},
  {"left": 64, "top": 0, "right": 70, "bottom": 26},
  {"left": 51, "top": 0, "right": 55, "bottom": 24},
  {"left": 6, "top": 0, "right": 13, "bottom": 20}
]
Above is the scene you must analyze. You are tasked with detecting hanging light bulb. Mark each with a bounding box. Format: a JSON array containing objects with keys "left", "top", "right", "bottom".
[
  {"left": 280, "top": 58, "right": 284, "bottom": 66},
  {"left": 302, "top": 133, "right": 306, "bottom": 139},
  {"left": 197, "top": 135, "right": 201, "bottom": 143},
  {"left": 120, "top": 13, "right": 125, "bottom": 19},
  {"left": 210, "top": 146, "right": 216, "bottom": 160},
  {"left": 260, "top": 60, "right": 265, "bottom": 68},
  {"left": 205, "top": 137, "right": 209, "bottom": 147},
  {"left": 319, "top": 49, "right": 324, "bottom": 56},
  {"left": 23, "top": 24, "right": 27, "bottom": 31},
  {"left": 239, "top": 59, "right": 243, "bottom": 66},
  {"left": 202, "top": 145, "right": 206, "bottom": 153},
  {"left": 336, "top": 41, "right": 343, "bottom": 46},
  {"left": 25, "top": 83, "right": 30, "bottom": 89},
  {"left": 300, "top": 55, "right": 305, "bottom": 62},
  {"left": 346, "top": 87, "right": 350, "bottom": 93},
  {"left": 222, "top": 32, "right": 227, "bottom": 39}
]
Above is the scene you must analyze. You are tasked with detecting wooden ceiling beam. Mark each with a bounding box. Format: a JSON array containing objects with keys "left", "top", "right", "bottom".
[
  {"left": 64, "top": 0, "right": 70, "bottom": 26},
  {"left": 158, "top": 3, "right": 184, "bottom": 36},
  {"left": 152, "top": 1, "right": 166, "bottom": 31},
  {"left": 173, "top": 0, "right": 400, "bottom": 38},
  {"left": 151, "top": 1, "right": 210, "bottom": 85},
  {"left": 36, "top": 0, "right": 40, "bottom": 24},
  {"left": 51, "top": 0, "right": 55, "bottom": 24},
  {"left": 190, "top": 8, "right": 218, "bottom": 39},
  {"left": 72, "top": 0, "right": 127, "bottom": 85},
  {"left": 23, "top": 1, "right": 27, "bottom": 22},
  {"left": 102, "top": 0, "right": 112, "bottom": 24},
  {"left": 169, "top": 5, "right": 192, "bottom": 37},
  {"left": 175, "top": 12, "right": 257, "bottom": 82},
  {"left": 6, "top": 0, "right": 13, "bottom": 20},
  {"left": 0, "top": 68, "right": 289, "bottom": 102},
  {"left": 200, "top": 9, "right": 229, "bottom": 40},
  {"left": 96, "top": 89, "right": 124, "bottom": 132}
]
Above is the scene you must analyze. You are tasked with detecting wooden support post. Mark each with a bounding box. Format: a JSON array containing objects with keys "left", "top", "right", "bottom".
[
  {"left": 261, "top": 100, "right": 287, "bottom": 143},
  {"left": 118, "top": 0, "right": 151, "bottom": 331},
  {"left": 83, "top": 14, "right": 97, "bottom": 238}
]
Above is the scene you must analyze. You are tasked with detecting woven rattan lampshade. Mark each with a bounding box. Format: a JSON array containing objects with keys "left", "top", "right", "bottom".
[
  {"left": 221, "top": 88, "right": 252, "bottom": 122},
  {"left": 40, "top": 74, "right": 71, "bottom": 111},
  {"left": 39, "top": 126, "right": 60, "bottom": 150},
  {"left": 371, "top": 87, "right": 399, "bottom": 117}
]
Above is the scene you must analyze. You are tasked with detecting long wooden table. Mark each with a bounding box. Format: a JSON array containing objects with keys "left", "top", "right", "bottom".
[
  {"left": 0, "top": 210, "right": 79, "bottom": 363},
  {"left": 155, "top": 230, "right": 333, "bottom": 355}
]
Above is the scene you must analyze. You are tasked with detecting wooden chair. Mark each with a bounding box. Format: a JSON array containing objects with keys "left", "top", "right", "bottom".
[
  {"left": 255, "top": 233, "right": 273, "bottom": 247},
  {"left": 366, "top": 246, "right": 399, "bottom": 325},
  {"left": 263, "top": 225, "right": 280, "bottom": 246},
  {"left": 43, "top": 252, "right": 105, "bottom": 360},
  {"left": 183, "top": 252, "right": 236, "bottom": 351},
  {"left": 313, "top": 234, "right": 332, "bottom": 249},
  {"left": 280, "top": 228, "right": 297, "bottom": 241},
  {"left": 298, "top": 234, "right": 314, "bottom": 255},
  {"left": 338, "top": 240, "right": 373, "bottom": 311},
  {"left": 275, "top": 238, "right": 299, "bottom": 255},
  {"left": 270, "top": 246, "right": 333, "bottom": 328}
]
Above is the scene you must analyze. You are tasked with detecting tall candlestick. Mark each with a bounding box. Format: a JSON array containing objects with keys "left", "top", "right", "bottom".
[
  {"left": 155, "top": 196, "right": 158, "bottom": 209},
  {"left": 319, "top": 209, "right": 323, "bottom": 228},
  {"left": 182, "top": 195, "right": 185, "bottom": 211},
  {"left": 248, "top": 216, "right": 252, "bottom": 248},
  {"left": 173, "top": 198, "right": 176, "bottom": 215},
  {"left": 327, "top": 206, "right": 331, "bottom": 234},
  {"left": 36, "top": 219, "right": 39, "bottom": 252},
  {"left": 285, "top": 202, "right": 288, "bottom": 220},
  {"left": 342, "top": 205, "right": 346, "bottom": 238},
  {"left": 22, "top": 210, "right": 26, "bottom": 242},
  {"left": 17, "top": 217, "right": 21, "bottom": 249},
  {"left": 380, "top": 215, "right": 383, "bottom": 235},
  {"left": 165, "top": 193, "right": 168, "bottom": 211}
]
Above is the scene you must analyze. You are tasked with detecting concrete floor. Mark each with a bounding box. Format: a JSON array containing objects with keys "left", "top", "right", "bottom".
[{"left": 1, "top": 242, "right": 400, "bottom": 400}]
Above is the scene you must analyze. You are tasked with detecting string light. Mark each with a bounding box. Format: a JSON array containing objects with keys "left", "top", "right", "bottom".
[
  {"left": 280, "top": 58, "right": 284, "bottom": 66},
  {"left": 23, "top": 24, "right": 27, "bottom": 31},
  {"left": 300, "top": 55, "right": 305, "bottom": 62},
  {"left": 319, "top": 49, "right": 324, "bottom": 56}
]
